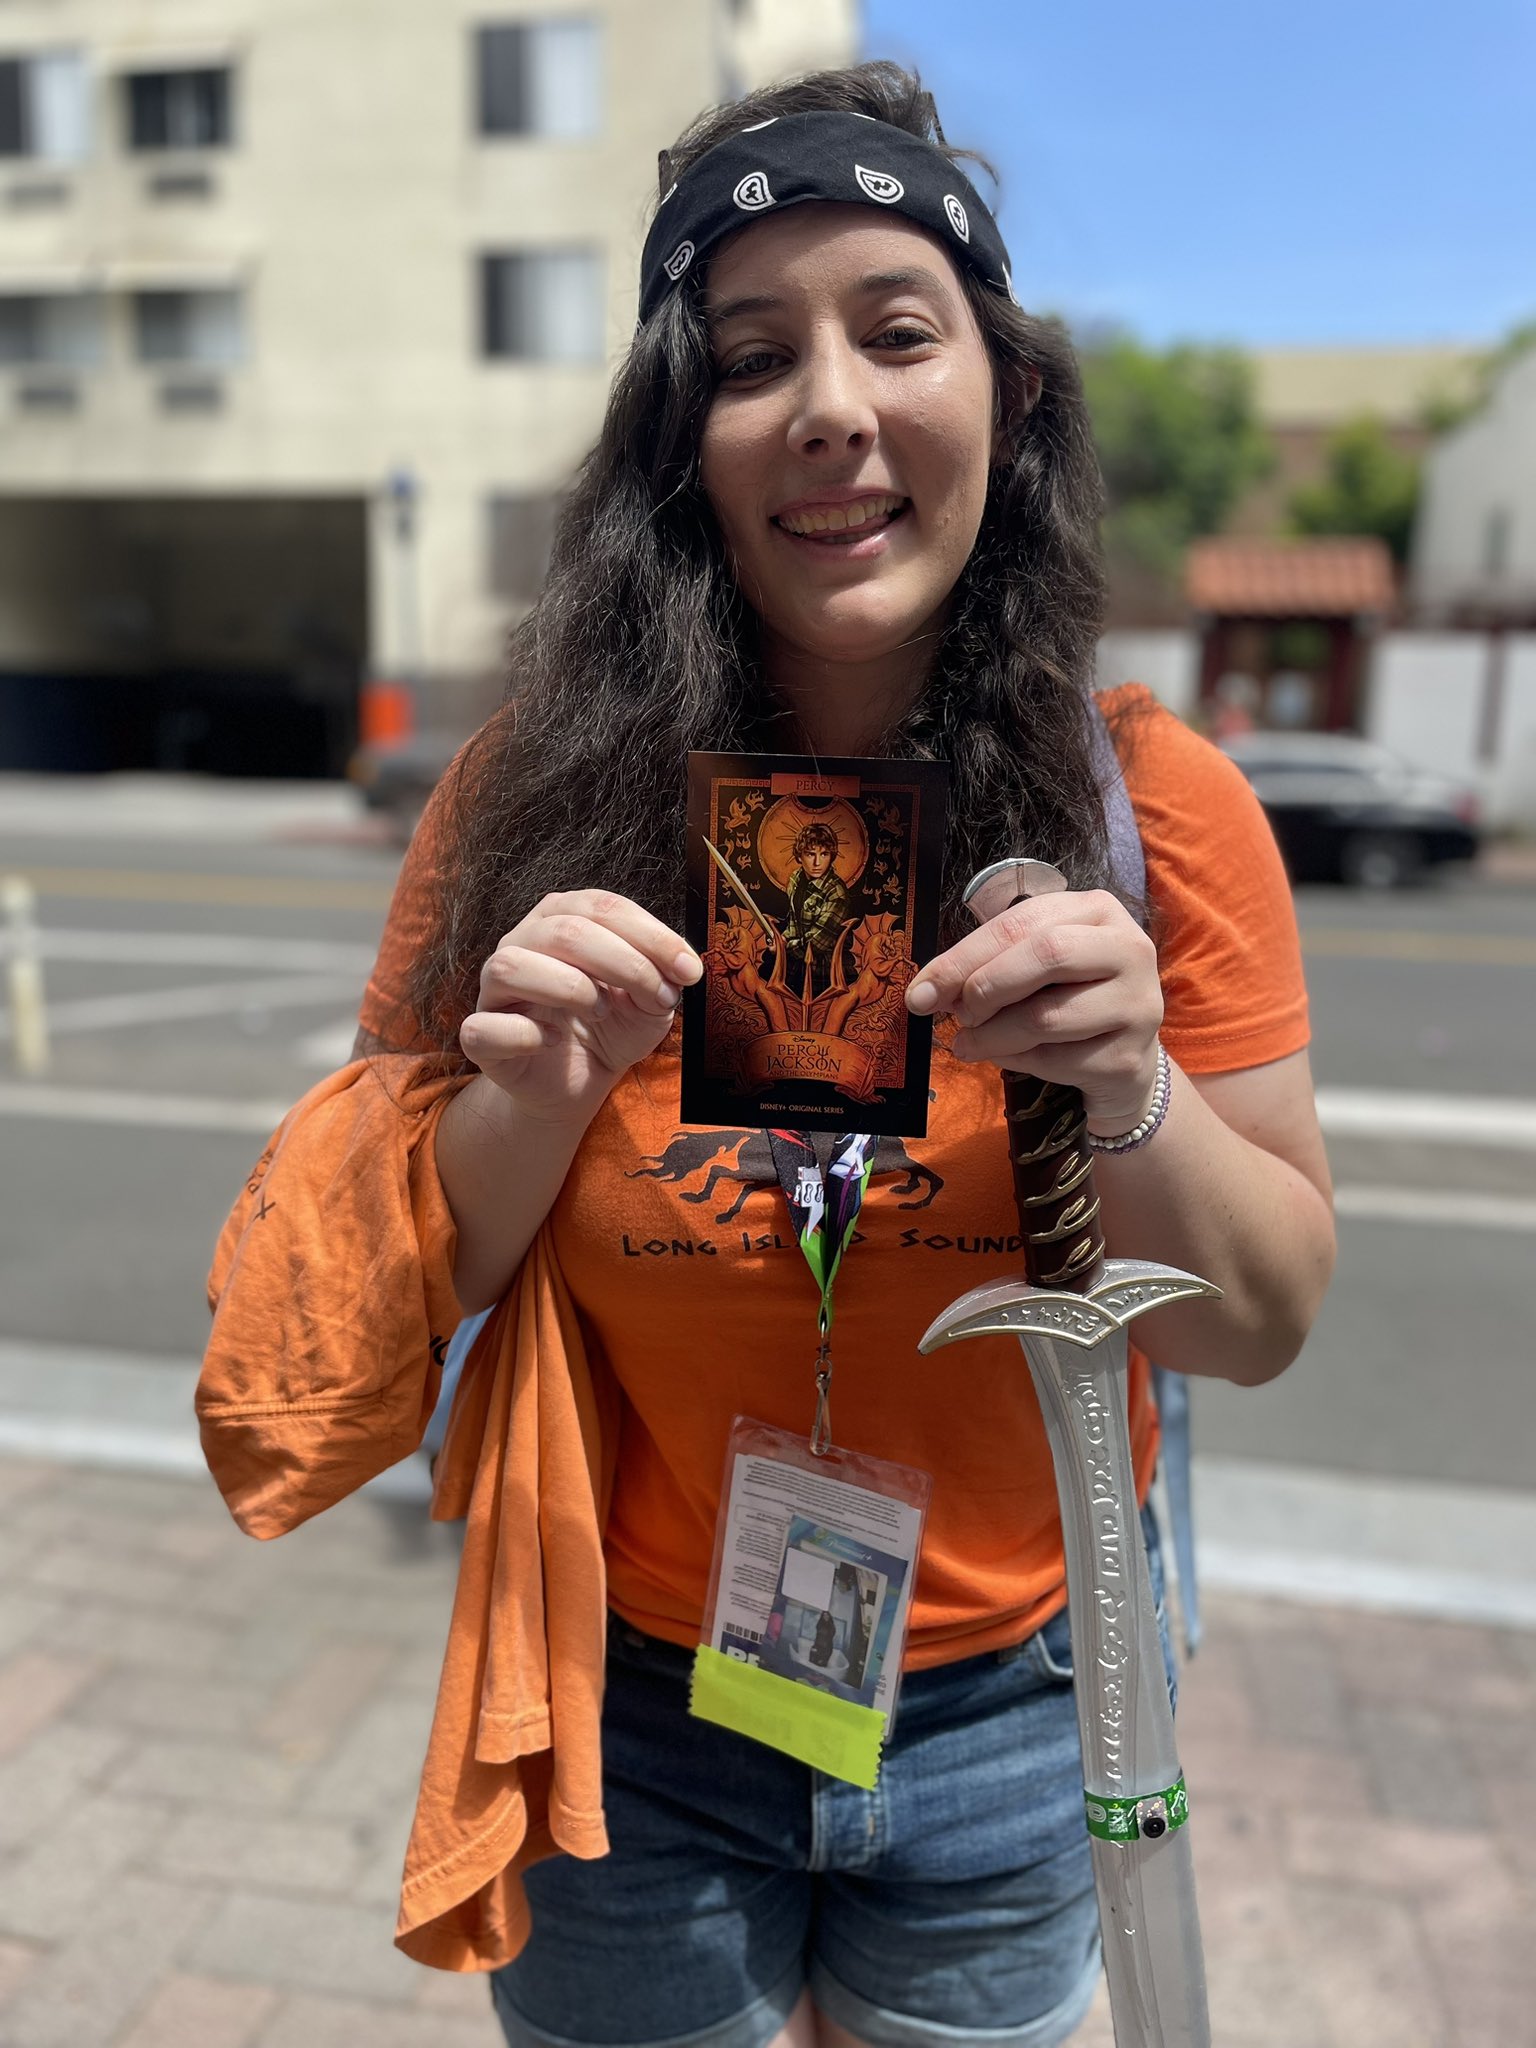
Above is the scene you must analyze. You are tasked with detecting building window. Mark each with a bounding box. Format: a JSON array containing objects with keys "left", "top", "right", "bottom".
[
  {"left": 132, "top": 288, "right": 244, "bottom": 366},
  {"left": 0, "top": 292, "right": 103, "bottom": 366},
  {"left": 0, "top": 50, "right": 90, "bottom": 160},
  {"left": 481, "top": 249, "right": 603, "bottom": 363},
  {"left": 477, "top": 20, "right": 600, "bottom": 139},
  {"left": 489, "top": 493, "right": 561, "bottom": 601},
  {"left": 126, "top": 67, "right": 232, "bottom": 151}
]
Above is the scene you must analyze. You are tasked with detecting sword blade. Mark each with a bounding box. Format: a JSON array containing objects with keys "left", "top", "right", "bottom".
[
  {"left": 703, "top": 837, "right": 777, "bottom": 946},
  {"left": 1020, "top": 1323, "right": 1210, "bottom": 2048}
]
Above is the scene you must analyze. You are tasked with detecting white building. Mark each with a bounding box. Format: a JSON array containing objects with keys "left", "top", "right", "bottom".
[
  {"left": 0, "top": 0, "right": 858, "bottom": 774},
  {"left": 1412, "top": 346, "right": 1536, "bottom": 626}
]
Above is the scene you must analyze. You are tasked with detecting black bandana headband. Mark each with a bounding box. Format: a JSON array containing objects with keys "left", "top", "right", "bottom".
[{"left": 637, "top": 110, "right": 1017, "bottom": 325}]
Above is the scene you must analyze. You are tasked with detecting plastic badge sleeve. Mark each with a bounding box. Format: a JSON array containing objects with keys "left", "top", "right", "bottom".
[{"left": 691, "top": 1416, "right": 931, "bottom": 1789}]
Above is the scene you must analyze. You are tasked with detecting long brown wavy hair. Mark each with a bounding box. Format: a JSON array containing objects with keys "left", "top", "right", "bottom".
[{"left": 401, "top": 62, "right": 1116, "bottom": 1062}]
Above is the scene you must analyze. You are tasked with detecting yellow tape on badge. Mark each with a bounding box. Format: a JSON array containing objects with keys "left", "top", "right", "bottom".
[{"left": 690, "top": 1646, "right": 887, "bottom": 1789}]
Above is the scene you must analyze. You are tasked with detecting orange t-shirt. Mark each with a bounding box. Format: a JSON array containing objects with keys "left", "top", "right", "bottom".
[{"left": 361, "top": 685, "right": 1309, "bottom": 1669}]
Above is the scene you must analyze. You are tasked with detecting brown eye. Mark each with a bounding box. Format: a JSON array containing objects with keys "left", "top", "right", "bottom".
[{"left": 721, "top": 349, "right": 783, "bottom": 382}]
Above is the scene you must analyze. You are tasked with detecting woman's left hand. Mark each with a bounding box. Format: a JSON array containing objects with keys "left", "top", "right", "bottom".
[{"left": 904, "top": 890, "right": 1164, "bottom": 1136}]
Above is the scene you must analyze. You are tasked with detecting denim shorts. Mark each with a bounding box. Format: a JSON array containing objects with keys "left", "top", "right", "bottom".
[{"left": 491, "top": 1505, "right": 1175, "bottom": 2048}]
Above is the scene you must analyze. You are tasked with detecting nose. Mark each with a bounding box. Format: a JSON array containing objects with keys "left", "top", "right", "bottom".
[{"left": 787, "top": 333, "right": 878, "bottom": 458}]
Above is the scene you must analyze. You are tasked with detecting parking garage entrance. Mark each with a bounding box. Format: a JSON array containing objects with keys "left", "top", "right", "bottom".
[{"left": 0, "top": 495, "right": 368, "bottom": 777}]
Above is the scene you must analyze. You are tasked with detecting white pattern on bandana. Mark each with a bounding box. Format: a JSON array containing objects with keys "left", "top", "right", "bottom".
[{"left": 854, "top": 164, "right": 905, "bottom": 204}]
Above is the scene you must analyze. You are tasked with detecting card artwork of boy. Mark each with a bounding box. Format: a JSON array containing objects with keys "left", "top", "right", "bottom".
[{"left": 780, "top": 822, "right": 853, "bottom": 983}]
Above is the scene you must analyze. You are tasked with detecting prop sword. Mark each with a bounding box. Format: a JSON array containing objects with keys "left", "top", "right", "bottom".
[
  {"left": 919, "top": 858, "right": 1218, "bottom": 2048},
  {"left": 702, "top": 837, "right": 779, "bottom": 947}
]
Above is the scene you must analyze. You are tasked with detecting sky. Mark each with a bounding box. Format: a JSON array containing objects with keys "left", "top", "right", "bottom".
[{"left": 862, "top": 0, "right": 1534, "bottom": 350}]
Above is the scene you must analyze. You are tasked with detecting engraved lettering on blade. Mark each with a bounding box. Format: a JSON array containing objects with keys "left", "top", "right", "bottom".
[
  {"left": 1069, "top": 1365, "right": 1132, "bottom": 1785},
  {"left": 854, "top": 164, "right": 905, "bottom": 204},
  {"left": 943, "top": 194, "right": 970, "bottom": 242},
  {"left": 733, "top": 171, "right": 775, "bottom": 212},
  {"left": 663, "top": 241, "right": 695, "bottom": 280}
]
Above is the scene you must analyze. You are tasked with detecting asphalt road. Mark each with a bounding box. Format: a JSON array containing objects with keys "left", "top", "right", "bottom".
[{"left": 3, "top": 811, "right": 1535, "bottom": 1492}]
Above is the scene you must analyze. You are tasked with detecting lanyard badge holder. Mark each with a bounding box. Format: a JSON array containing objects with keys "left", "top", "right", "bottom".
[{"left": 691, "top": 1131, "right": 931, "bottom": 1789}]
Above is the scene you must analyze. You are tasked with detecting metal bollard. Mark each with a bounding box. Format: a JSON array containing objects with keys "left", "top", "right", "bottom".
[{"left": 2, "top": 874, "right": 50, "bottom": 1077}]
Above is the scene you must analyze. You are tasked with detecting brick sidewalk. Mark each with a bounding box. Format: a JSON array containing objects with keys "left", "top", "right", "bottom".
[{"left": 0, "top": 1454, "right": 1531, "bottom": 2048}]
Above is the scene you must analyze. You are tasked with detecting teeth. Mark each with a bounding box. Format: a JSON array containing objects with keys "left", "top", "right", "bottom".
[{"left": 778, "top": 494, "right": 904, "bottom": 536}]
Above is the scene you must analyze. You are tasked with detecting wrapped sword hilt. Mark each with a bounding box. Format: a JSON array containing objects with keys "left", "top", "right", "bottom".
[
  {"left": 1001, "top": 1070, "right": 1103, "bottom": 1293},
  {"left": 961, "top": 858, "right": 1105, "bottom": 1297}
]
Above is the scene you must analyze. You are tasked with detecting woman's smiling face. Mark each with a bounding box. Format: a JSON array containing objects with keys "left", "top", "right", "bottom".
[{"left": 698, "top": 205, "right": 996, "bottom": 678}]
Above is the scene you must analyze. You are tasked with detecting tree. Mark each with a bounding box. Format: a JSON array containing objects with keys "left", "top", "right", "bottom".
[
  {"left": 1080, "top": 336, "right": 1273, "bottom": 581},
  {"left": 1287, "top": 414, "right": 1420, "bottom": 566}
]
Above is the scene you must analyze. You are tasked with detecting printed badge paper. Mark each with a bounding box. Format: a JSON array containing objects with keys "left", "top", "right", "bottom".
[
  {"left": 682, "top": 752, "right": 948, "bottom": 1136},
  {"left": 758, "top": 1516, "right": 908, "bottom": 1711}
]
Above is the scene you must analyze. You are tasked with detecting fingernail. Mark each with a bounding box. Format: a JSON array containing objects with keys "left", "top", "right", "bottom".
[
  {"left": 657, "top": 981, "right": 681, "bottom": 1008},
  {"left": 906, "top": 981, "right": 939, "bottom": 1015},
  {"left": 673, "top": 951, "right": 702, "bottom": 984}
]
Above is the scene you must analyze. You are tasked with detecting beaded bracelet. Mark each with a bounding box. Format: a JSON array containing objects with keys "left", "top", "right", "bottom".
[{"left": 1086, "top": 1044, "right": 1172, "bottom": 1155}]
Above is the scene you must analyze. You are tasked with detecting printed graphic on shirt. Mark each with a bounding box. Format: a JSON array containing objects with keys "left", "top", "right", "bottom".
[
  {"left": 682, "top": 751, "right": 948, "bottom": 1135},
  {"left": 627, "top": 1126, "right": 944, "bottom": 1225}
]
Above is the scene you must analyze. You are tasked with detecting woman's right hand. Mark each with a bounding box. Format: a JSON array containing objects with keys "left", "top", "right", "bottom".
[{"left": 458, "top": 891, "right": 702, "bottom": 1128}]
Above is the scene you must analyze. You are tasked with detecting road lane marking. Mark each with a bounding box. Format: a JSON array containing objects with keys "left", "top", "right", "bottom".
[
  {"left": 8, "top": 1076, "right": 1536, "bottom": 1182},
  {"left": 1334, "top": 1185, "right": 1536, "bottom": 1232},
  {"left": 0, "top": 973, "right": 361, "bottom": 1040},
  {"left": 293, "top": 1019, "right": 361, "bottom": 1067},
  {"left": 0, "top": 928, "right": 376, "bottom": 972},
  {"left": 12, "top": 872, "right": 1536, "bottom": 960},
  {"left": 0, "top": 1083, "right": 292, "bottom": 1132},
  {"left": 1301, "top": 929, "right": 1536, "bottom": 966},
  {"left": 1316, "top": 1086, "right": 1536, "bottom": 1147},
  {"left": 16, "top": 866, "right": 395, "bottom": 912}
]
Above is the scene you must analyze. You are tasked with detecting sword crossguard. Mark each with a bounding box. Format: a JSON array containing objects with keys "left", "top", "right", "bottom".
[{"left": 918, "top": 1257, "right": 1222, "bottom": 1355}]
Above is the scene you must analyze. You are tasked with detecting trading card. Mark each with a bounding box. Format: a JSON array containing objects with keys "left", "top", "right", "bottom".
[{"left": 681, "top": 751, "right": 948, "bottom": 1136}]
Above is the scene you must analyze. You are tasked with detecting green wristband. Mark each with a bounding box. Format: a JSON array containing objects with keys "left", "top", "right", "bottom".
[{"left": 1084, "top": 1775, "right": 1189, "bottom": 1844}]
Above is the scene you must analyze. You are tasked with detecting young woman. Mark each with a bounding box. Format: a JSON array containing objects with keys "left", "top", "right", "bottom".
[{"left": 201, "top": 61, "right": 1334, "bottom": 2048}]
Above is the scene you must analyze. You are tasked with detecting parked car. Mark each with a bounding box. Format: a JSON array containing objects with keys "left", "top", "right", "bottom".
[{"left": 1218, "top": 731, "right": 1482, "bottom": 888}]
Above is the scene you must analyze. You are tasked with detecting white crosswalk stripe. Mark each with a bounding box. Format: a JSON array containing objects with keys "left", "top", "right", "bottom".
[{"left": 1316, "top": 1086, "right": 1536, "bottom": 1147}]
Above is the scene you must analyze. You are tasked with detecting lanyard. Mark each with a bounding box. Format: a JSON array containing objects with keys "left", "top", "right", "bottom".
[{"left": 766, "top": 1129, "right": 876, "bottom": 1455}]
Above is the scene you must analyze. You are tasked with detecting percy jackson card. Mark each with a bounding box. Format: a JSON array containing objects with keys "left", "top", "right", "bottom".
[{"left": 681, "top": 752, "right": 949, "bottom": 1137}]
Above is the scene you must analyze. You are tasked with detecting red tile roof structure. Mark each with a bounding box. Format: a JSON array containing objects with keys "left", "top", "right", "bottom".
[{"left": 1184, "top": 537, "right": 1396, "bottom": 617}]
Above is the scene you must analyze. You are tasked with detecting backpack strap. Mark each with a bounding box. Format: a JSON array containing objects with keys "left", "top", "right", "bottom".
[
  {"left": 1089, "top": 694, "right": 1201, "bottom": 1656},
  {"left": 1089, "top": 695, "right": 1146, "bottom": 909}
]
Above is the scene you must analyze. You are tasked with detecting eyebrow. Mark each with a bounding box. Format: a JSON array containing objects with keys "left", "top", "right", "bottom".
[{"left": 707, "top": 266, "right": 956, "bottom": 328}]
